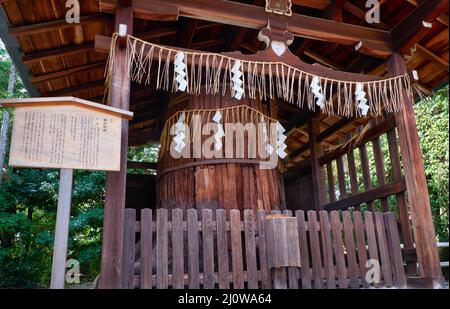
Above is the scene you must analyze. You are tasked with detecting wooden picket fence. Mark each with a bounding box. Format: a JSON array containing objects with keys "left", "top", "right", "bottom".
[{"left": 122, "top": 208, "right": 407, "bottom": 289}]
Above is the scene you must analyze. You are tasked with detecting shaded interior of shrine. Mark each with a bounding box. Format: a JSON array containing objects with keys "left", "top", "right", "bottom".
[{"left": 1, "top": 0, "right": 448, "bottom": 289}]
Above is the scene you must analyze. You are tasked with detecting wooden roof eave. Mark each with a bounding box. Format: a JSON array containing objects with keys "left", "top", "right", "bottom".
[{"left": 0, "top": 6, "right": 39, "bottom": 96}]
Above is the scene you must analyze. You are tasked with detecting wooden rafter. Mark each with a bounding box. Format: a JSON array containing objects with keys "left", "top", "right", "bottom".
[
  {"left": 303, "top": 50, "right": 344, "bottom": 70},
  {"left": 406, "top": 0, "right": 449, "bottom": 27},
  {"left": 9, "top": 15, "right": 111, "bottom": 37},
  {"left": 391, "top": 0, "right": 449, "bottom": 53},
  {"left": 411, "top": 44, "right": 449, "bottom": 71},
  {"left": 291, "top": 0, "right": 331, "bottom": 10},
  {"left": 226, "top": 0, "right": 265, "bottom": 51},
  {"left": 44, "top": 79, "right": 105, "bottom": 97},
  {"left": 21, "top": 43, "right": 95, "bottom": 64},
  {"left": 177, "top": 19, "right": 198, "bottom": 48},
  {"left": 31, "top": 62, "right": 106, "bottom": 83},
  {"left": 99, "top": 0, "right": 392, "bottom": 54},
  {"left": 22, "top": 27, "right": 178, "bottom": 65},
  {"left": 341, "top": 2, "right": 390, "bottom": 30}
]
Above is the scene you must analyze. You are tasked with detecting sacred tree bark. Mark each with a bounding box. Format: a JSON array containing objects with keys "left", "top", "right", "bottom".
[{"left": 157, "top": 92, "right": 286, "bottom": 214}]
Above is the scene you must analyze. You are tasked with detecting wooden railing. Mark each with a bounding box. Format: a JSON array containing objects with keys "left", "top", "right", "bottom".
[
  {"left": 318, "top": 117, "right": 417, "bottom": 274},
  {"left": 122, "top": 208, "right": 407, "bottom": 289}
]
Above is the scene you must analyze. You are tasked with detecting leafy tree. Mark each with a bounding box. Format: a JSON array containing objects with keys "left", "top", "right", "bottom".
[{"left": 414, "top": 85, "right": 449, "bottom": 241}]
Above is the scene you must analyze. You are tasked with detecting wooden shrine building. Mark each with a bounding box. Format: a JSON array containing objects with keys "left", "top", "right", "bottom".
[{"left": 0, "top": 0, "right": 448, "bottom": 289}]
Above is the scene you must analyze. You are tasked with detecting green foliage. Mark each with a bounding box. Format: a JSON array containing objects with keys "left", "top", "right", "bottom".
[
  {"left": 414, "top": 85, "right": 449, "bottom": 241},
  {"left": 0, "top": 41, "right": 107, "bottom": 287},
  {"left": 0, "top": 47, "right": 27, "bottom": 99}
]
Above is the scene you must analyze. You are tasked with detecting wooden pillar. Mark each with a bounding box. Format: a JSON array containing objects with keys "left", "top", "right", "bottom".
[
  {"left": 387, "top": 53, "right": 444, "bottom": 287},
  {"left": 99, "top": 6, "right": 134, "bottom": 289},
  {"left": 308, "top": 118, "right": 326, "bottom": 210},
  {"left": 50, "top": 168, "right": 74, "bottom": 289}
]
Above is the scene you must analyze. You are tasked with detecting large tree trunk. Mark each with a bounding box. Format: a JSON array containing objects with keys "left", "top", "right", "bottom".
[{"left": 157, "top": 93, "right": 285, "bottom": 214}]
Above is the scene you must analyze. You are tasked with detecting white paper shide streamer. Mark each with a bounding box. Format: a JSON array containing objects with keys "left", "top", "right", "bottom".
[
  {"left": 310, "top": 76, "right": 324, "bottom": 110},
  {"left": 107, "top": 34, "right": 412, "bottom": 117},
  {"left": 231, "top": 60, "right": 244, "bottom": 100},
  {"left": 355, "top": 82, "right": 369, "bottom": 116},
  {"left": 173, "top": 112, "right": 186, "bottom": 153},
  {"left": 174, "top": 51, "right": 187, "bottom": 92},
  {"left": 275, "top": 121, "right": 287, "bottom": 159},
  {"left": 262, "top": 116, "right": 274, "bottom": 155},
  {"left": 213, "top": 111, "right": 225, "bottom": 151}
]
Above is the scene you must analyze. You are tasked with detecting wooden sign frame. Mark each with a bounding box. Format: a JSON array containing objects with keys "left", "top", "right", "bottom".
[
  {"left": 0, "top": 96, "right": 133, "bottom": 289},
  {"left": 1, "top": 96, "right": 133, "bottom": 172}
]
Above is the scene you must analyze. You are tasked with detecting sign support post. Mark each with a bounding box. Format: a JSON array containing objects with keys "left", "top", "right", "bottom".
[
  {"left": 0, "top": 96, "right": 133, "bottom": 289},
  {"left": 50, "top": 168, "right": 74, "bottom": 289}
]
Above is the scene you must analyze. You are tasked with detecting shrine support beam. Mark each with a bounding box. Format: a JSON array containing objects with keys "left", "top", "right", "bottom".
[
  {"left": 387, "top": 53, "right": 444, "bottom": 288},
  {"left": 98, "top": 6, "right": 134, "bottom": 289},
  {"left": 99, "top": 0, "right": 391, "bottom": 56},
  {"left": 308, "top": 118, "right": 326, "bottom": 210}
]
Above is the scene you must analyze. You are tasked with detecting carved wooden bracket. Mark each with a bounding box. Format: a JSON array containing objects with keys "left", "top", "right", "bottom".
[{"left": 265, "top": 0, "right": 292, "bottom": 17}]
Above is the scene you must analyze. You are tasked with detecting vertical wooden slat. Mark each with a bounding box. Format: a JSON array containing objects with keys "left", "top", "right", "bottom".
[
  {"left": 353, "top": 211, "right": 369, "bottom": 288},
  {"left": 359, "top": 145, "right": 375, "bottom": 212},
  {"left": 257, "top": 210, "right": 271, "bottom": 289},
  {"left": 187, "top": 208, "right": 200, "bottom": 288},
  {"left": 156, "top": 208, "right": 168, "bottom": 289},
  {"left": 330, "top": 211, "right": 348, "bottom": 288},
  {"left": 308, "top": 119, "right": 327, "bottom": 210},
  {"left": 273, "top": 268, "right": 288, "bottom": 289},
  {"left": 216, "top": 209, "right": 230, "bottom": 289},
  {"left": 122, "top": 208, "right": 136, "bottom": 289},
  {"left": 319, "top": 211, "right": 336, "bottom": 289},
  {"left": 244, "top": 210, "right": 258, "bottom": 289},
  {"left": 364, "top": 211, "right": 380, "bottom": 287},
  {"left": 386, "top": 128, "right": 416, "bottom": 274},
  {"left": 347, "top": 149, "right": 360, "bottom": 210},
  {"left": 372, "top": 137, "right": 389, "bottom": 211},
  {"left": 202, "top": 209, "right": 215, "bottom": 289},
  {"left": 384, "top": 213, "right": 407, "bottom": 288},
  {"left": 307, "top": 210, "right": 323, "bottom": 288},
  {"left": 335, "top": 156, "right": 347, "bottom": 200},
  {"left": 326, "top": 162, "right": 336, "bottom": 202},
  {"left": 172, "top": 209, "right": 184, "bottom": 289},
  {"left": 283, "top": 210, "right": 299, "bottom": 289},
  {"left": 140, "top": 209, "right": 153, "bottom": 289},
  {"left": 374, "top": 212, "right": 393, "bottom": 287},
  {"left": 230, "top": 209, "right": 244, "bottom": 289},
  {"left": 296, "top": 210, "right": 312, "bottom": 289},
  {"left": 342, "top": 211, "right": 359, "bottom": 288}
]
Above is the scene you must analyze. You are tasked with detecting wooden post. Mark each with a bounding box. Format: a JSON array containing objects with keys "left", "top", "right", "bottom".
[
  {"left": 99, "top": 6, "right": 134, "bottom": 289},
  {"left": 308, "top": 118, "right": 326, "bottom": 210},
  {"left": 265, "top": 214, "right": 301, "bottom": 289},
  {"left": 0, "top": 111, "right": 9, "bottom": 188},
  {"left": 387, "top": 53, "right": 444, "bottom": 288},
  {"left": 50, "top": 168, "right": 74, "bottom": 289}
]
